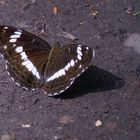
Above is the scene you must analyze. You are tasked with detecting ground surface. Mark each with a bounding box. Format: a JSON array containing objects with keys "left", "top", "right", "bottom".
[{"left": 0, "top": 0, "right": 140, "bottom": 140}]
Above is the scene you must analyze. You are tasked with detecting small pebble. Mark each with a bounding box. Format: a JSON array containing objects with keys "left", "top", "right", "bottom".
[
  {"left": 59, "top": 115, "right": 74, "bottom": 125},
  {"left": 21, "top": 123, "right": 31, "bottom": 128},
  {"left": 95, "top": 120, "right": 102, "bottom": 127}
]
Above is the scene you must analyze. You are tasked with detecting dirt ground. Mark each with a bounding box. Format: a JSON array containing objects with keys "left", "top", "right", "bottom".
[{"left": 0, "top": 0, "right": 140, "bottom": 140}]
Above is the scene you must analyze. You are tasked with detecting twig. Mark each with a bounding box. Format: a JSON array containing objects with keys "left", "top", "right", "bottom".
[
  {"left": 134, "top": 11, "right": 140, "bottom": 16},
  {"left": 59, "top": 31, "right": 78, "bottom": 41}
]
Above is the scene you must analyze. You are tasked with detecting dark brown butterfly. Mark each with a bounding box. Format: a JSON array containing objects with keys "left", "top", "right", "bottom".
[{"left": 0, "top": 25, "right": 94, "bottom": 96}]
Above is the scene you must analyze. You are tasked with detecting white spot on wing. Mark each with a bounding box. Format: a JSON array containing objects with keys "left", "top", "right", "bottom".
[
  {"left": 77, "top": 49, "right": 82, "bottom": 56},
  {"left": 31, "top": 66, "right": 40, "bottom": 79},
  {"left": 58, "top": 69, "right": 66, "bottom": 76},
  {"left": 3, "top": 45, "right": 7, "bottom": 49},
  {"left": 67, "top": 63, "right": 71, "bottom": 69},
  {"left": 64, "top": 64, "right": 69, "bottom": 71},
  {"left": 4, "top": 26, "right": 8, "bottom": 29},
  {"left": 32, "top": 88, "right": 36, "bottom": 91},
  {"left": 47, "top": 74, "right": 55, "bottom": 81},
  {"left": 15, "top": 46, "right": 23, "bottom": 53},
  {"left": 70, "top": 59, "right": 75, "bottom": 67},
  {"left": 7, "top": 71, "right": 10, "bottom": 76},
  {"left": 26, "top": 62, "right": 34, "bottom": 71},
  {"left": 9, "top": 38, "right": 17, "bottom": 43},
  {"left": 32, "top": 67, "right": 37, "bottom": 76},
  {"left": 11, "top": 77, "right": 15, "bottom": 81},
  {"left": 15, "top": 82, "right": 20, "bottom": 86},
  {"left": 21, "top": 52, "right": 28, "bottom": 60},
  {"left": 10, "top": 34, "right": 21, "bottom": 39},
  {"left": 36, "top": 72, "right": 40, "bottom": 79},
  {"left": 78, "top": 44, "right": 82, "bottom": 47},
  {"left": 77, "top": 45, "right": 83, "bottom": 61},
  {"left": 14, "top": 31, "right": 22, "bottom": 35},
  {"left": 9, "top": 29, "right": 22, "bottom": 43},
  {"left": 22, "top": 60, "right": 30, "bottom": 66},
  {"left": 79, "top": 64, "right": 82, "bottom": 68},
  {"left": 77, "top": 46, "right": 82, "bottom": 51},
  {"left": 22, "top": 86, "right": 28, "bottom": 90},
  {"left": 77, "top": 54, "right": 82, "bottom": 60},
  {"left": 57, "top": 73, "right": 60, "bottom": 78},
  {"left": 60, "top": 89, "right": 64, "bottom": 93}
]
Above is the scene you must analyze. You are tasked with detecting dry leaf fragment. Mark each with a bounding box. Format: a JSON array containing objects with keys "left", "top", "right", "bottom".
[{"left": 53, "top": 6, "right": 59, "bottom": 15}]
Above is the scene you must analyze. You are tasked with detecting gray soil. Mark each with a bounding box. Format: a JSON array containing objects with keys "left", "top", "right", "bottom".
[{"left": 0, "top": 0, "right": 140, "bottom": 140}]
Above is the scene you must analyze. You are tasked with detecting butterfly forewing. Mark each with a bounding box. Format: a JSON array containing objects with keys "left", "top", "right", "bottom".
[
  {"left": 44, "top": 44, "right": 94, "bottom": 96},
  {"left": 0, "top": 25, "right": 51, "bottom": 89}
]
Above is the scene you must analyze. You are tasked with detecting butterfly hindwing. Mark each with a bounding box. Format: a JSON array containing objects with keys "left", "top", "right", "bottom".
[{"left": 44, "top": 44, "right": 94, "bottom": 96}]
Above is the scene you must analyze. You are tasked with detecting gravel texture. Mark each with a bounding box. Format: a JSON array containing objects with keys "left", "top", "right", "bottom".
[{"left": 0, "top": 0, "right": 140, "bottom": 140}]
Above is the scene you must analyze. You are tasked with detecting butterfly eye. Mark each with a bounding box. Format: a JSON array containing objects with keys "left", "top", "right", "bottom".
[{"left": 0, "top": 25, "right": 94, "bottom": 96}]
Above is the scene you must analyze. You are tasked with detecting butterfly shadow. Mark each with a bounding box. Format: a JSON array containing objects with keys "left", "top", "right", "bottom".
[{"left": 54, "top": 65, "right": 125, "bottom": 99}]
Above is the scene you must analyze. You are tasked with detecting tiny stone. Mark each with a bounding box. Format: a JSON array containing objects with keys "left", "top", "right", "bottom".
[
  {"left": 21, "top": 123, "right": 31, "bottom": 128},
  {"left": 95, "top": 120, "right": 102, "bottom": 127},
  {"left": 59, "top": 115, "right": 74, "bottom": 125}
]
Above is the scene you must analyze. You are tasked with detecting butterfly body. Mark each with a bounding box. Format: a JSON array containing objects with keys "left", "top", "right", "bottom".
[{"left": 0, "top": 25, "right": 94, "bottom": 96}]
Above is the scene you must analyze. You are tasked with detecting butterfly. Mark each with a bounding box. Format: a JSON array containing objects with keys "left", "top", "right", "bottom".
[{"left": 0, "top": 25, "right": 95, "bottom": 96}]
